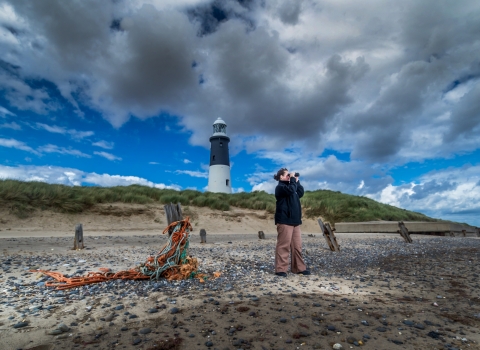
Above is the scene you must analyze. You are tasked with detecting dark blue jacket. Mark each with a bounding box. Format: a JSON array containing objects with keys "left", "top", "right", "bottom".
[{"left": 274, "top": 178, "right": 304, "bottom": 225}]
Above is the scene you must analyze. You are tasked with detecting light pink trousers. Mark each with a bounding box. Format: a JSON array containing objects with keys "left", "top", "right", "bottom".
[{"left": 275, "top": 224, "right": 307, "bottom": 273}]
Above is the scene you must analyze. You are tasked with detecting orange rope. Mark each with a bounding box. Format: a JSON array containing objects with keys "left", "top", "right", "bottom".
[{"left": 33, "top": 217, "right": 217, "bottom": 290}]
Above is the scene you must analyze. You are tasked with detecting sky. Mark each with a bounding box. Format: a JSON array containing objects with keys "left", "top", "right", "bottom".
[{"left": 0, "top": 0, "right": 479, "bottom": 226}]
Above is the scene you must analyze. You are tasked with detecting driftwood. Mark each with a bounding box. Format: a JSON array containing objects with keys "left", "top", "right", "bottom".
[
  {"left": 258, "top": 231, "right": 265, "bottom": 239},
  {"left": 200, "top": 229, "right": 207, "bottom": 243},
  {"left": 397, "top": 221, "right": 412, "bottom": 243},
  {"left": 317, "top": 219, "right": 340, "bottom": 251},
  {"left": 462, "top": 230, "right": 466, "bottom": 237},
  {"left": 74, "top": 224, "right": 84, "bottom": 250}
]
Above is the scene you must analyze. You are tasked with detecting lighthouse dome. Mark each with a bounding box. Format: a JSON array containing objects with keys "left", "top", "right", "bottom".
[{"left": 212, "top": 117, "right": 227, "bottom": 136}]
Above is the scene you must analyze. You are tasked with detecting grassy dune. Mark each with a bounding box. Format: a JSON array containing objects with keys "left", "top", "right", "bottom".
[{"left": 0, "top": 179, "right": 438, "bottom": 223}]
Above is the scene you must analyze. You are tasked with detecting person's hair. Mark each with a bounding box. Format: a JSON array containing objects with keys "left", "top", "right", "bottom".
[{"left": 273, "top": 168, "right": 288, "bottom": 181}]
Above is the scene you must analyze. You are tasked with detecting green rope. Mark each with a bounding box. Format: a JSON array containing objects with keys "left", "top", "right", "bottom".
[{"left": 139, "top": 221, "right": 191, "bottom": 280}]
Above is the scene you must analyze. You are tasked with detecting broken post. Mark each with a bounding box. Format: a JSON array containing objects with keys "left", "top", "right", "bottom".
[
  {"left": 164, "top": 202, "right": 183, "bottom": 225},
  {"left": 462, "top": 229, "right": 466, "bottom": 237},
  {"left": 74, "top": 224, "right": 84, "bottom": 250},
  {"left": 200, "top": 229, "right": 207, "bottom": 243},
  {"left": 397, "top": 221, "right": 412, "bottom": 243},
  {"left": 317, "top": 218, "right": 340, "bottom": 251},
  {"left": 258, "top": 231, "right": 265, "bottom": 239}
]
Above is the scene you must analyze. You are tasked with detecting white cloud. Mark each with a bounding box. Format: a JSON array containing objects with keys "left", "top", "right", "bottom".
[
  {"left": 149, "top": 161, "right": 159, "bottom": 165},
  {"left": 69, "top": 130, "right": 94, "bottom": 140},
  {"left": 367, "top": 165, "right": 480, "bottom": 226},
  {"left": 232, "top": 187, "right": 245, "bottom": 193},
  {"left": 0, "top": 106, "right": 15, "bottom": 117},
  {"left": 0, "top": 164, "right": 180, "bottom": 190},
  {"left": 252, "top": 181, "right": 276, "bottom": 193},
  {"left": 35, "top": 123, "right": 94, "bottom": 140},
  {"left": 94, "top": 151, "right": 122, "bottom": 161},
  {"left": 38, "top": 144, "right": 90, "bottom": 158},
  {"left": 0, "top": 121, "right": 21, "bottom": 130},
  {"left": 175, "top": 170, "right": 208, "bottom": 178},
  {"left": 36, "top": 122, "right": 65, "bottom": 134},
  {"left": 183, "top": 159, "right": 192, "bottom": 164},
  {"left": 0, "top": 137, "right": 37, "bottom": 154},
  {"left": 92, "top": 140, "right": 114, "bottom": 149}
]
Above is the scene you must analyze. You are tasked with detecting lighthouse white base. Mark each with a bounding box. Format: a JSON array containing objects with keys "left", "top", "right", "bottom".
[{"left": 207, "top": 165, "right": 232, "bottom": 193}]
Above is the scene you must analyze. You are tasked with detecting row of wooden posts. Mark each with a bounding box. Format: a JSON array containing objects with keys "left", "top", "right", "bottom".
[{"left": 74, "top": 202, "right": 468, "bottom": 251}]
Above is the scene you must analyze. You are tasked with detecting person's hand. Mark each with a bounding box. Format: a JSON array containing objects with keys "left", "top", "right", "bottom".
[{"left": 290, "top": 172, "right": 298, "bottom": 182}]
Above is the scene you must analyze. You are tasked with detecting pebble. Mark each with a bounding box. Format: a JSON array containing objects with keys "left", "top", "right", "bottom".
[
  {"left": 147, "top": 308, "right": 158, "bottom": 313},
  {"left": 170, "top": 307, "right": 179, "bottom": 314},
  {"left": 333, "top": 344, "right": 343, "bottom": 350},
  {"left": 376, "top": 327, "right": 387, "bottom": 332},
  {"left": 139, "top": 327, "right": 151, "bottom": 334},
  {"left": 346, "top": 336, "right": 356, "bottom": 344},
  {"left": 13, "top": 322, "right": 28, "bottom": 328},
  {"left": 205, "top": 340, "right": 213, "bottom": 347}
]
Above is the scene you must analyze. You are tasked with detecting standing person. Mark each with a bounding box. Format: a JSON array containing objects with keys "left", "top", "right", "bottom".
[{"left": 273, "top": 168, "right": 310, "bottom": 277}]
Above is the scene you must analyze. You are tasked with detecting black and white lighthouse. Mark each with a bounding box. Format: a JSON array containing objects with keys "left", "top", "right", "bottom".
[{"left": 207, "top": 118, "right": 231, "bottom": 193}]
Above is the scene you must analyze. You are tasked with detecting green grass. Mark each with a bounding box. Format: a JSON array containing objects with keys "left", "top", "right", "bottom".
[
  {"left": 300, "top": 189, "right": 437, "bottom": 224},
  {"left": 0, "top": 179, "right": 439, "bottom": 223}
]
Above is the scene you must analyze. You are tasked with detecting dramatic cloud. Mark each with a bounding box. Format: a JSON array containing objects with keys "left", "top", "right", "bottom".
[{"left": 1, "top": 0, "right": 477, "bottom": 162}]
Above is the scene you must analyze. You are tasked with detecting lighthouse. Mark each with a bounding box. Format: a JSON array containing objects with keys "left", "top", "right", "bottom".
[{"left": 207, "top": 118, "right": 232, "bottom": 193}]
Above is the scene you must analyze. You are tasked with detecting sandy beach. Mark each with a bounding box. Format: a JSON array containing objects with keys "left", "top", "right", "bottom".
[{"left": 1, "top": 204, "right": 480, "bottom": 350}]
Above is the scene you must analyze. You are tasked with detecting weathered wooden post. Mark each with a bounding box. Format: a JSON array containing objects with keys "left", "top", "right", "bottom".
[
  {"left": 462, "top": 229, "right": 466, "bottom": 237},
  {"left": 164, "top": 202, "right": 183, "bottom": 225},
  {"left": 199, "top": 229, "right": 207, "bottom": 243},
  {"left": 397, "top": 221, "right": 412, "bottom": 243},
  {"left": 476, "top": 227, "right": 480, "bottom": 237},
  {"left": 74, "top": 224, "right": 84, "bottom": 250},
  {"left": 317, "top": 219, "right": 340, "bottom": 251},
  {"left": 449, "top": 231, "right": 455, "bottom": 237},
  {"left": 258, "top": 231, "right": 265, "bottom": 239}
]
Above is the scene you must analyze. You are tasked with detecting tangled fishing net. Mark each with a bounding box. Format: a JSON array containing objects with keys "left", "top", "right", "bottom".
[{"left": 33, "top": 217, "right": 216, "bottom": 290}]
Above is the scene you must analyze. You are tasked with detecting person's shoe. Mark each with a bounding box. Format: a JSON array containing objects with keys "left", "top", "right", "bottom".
[
  {"left": 297, "top": 270, "right": 311, "bottom": 276},
  {"left": 275, "top": 272, "right": 287, "bottom": 277}
]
